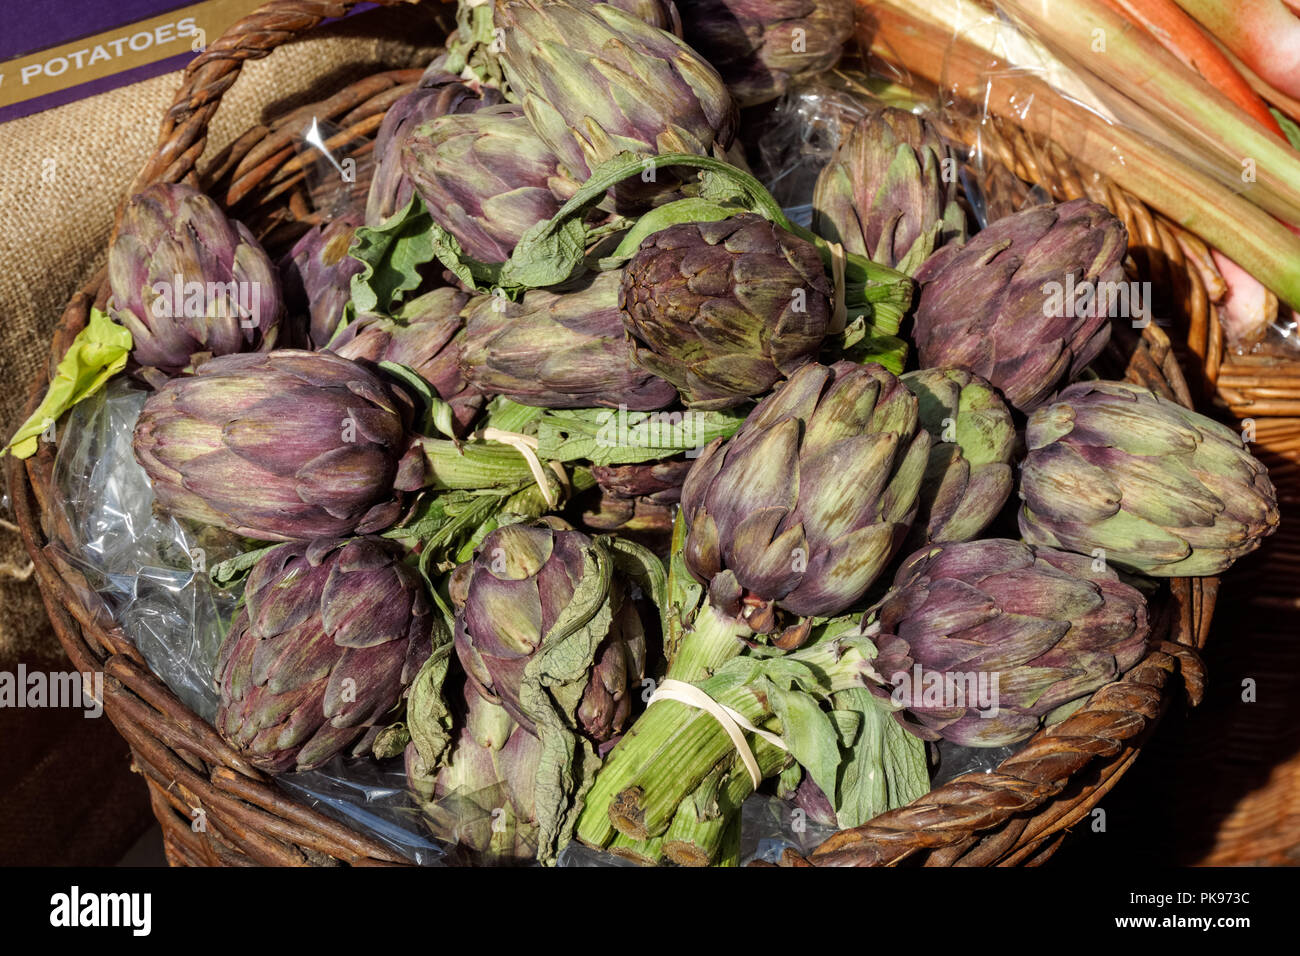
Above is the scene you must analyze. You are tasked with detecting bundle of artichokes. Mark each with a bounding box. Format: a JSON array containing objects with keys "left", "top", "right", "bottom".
[{"left": 18, "top": 0, "right": 1280, "bottom": 870}]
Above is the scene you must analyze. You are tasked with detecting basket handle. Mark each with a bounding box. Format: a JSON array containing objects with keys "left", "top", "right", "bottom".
[{"left": 124, "top": 0, "right": 424, "bottom": 206}]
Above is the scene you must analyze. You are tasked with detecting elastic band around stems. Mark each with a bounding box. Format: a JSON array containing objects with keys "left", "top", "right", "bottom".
[
  {"left": 828, "top": 241, "right": 848, "bottom": 334},
  {"left": 647, "top": 678, "right": 788, "bottom": 789},
  {"left": 479, "top": 427, "right": 559, "bottom": 508}
]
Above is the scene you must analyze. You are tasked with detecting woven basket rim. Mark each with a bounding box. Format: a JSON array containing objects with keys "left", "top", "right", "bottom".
[{"left": 6, "top": 0, "right": 1220, "bottom": 867}]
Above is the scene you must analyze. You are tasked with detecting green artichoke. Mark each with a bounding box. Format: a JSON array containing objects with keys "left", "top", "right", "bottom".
[
  {"left": 619, "top": 214, "right": 832, "bottom": 410},
  {"left": 365, "top": 74, "right": 502, "bottom": 228},
  {"left": 911, "top": 199, "right": 1128, "bottom": 411},
  {"left": 452, "top": 522, "right": 649, "bottom": 744},
  {"left": 813, "top": 107, "right": 967, "bottom": 275},
  {"left": 493, "top": 0, "right": 737, "bottom": 183},
  {"left": 681, "top": 0, "right": 857, "bottom": 107},
  {"left": 901, "top": 368, "right": 1016, "bottom": 547},
  {"left": 280, "top": 211, "right": 364, "bottom": 349},
  {"left": 108, "top": 183, "right": 282, "bottom": 378},
  {"left": 1018, "top": 381, "right": 1279, "bottom": 576},
  {"left": 868, "top": 539, "right": 1150, "bottom": 747},
  {"left": 402, "top": 104, "right": 577, "bottom": 264},
  {"left": 461, "top": 270, "right": 677, "bottom": 410},
  {"left": 407, "top": 682, "right": 543, "bottom": 864},
  {"left": 331, "top": 288, "right": 481, "bottom": 434},
  {"left": 681, "top": 361, "right": 930, "bottom": 630},
  {"left": 132, "top": 350, "right": 418, "bottom": 541},
  {"left": 216, "top": 538, "right": 432, "bottom": 772}
]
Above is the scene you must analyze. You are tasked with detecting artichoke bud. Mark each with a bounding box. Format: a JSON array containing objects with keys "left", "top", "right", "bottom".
[
  {"left": 215, "top": 537, "right": 432, "bottom": 773},
  {"left": 132, "top": 350, "right": 414, "bottom": 541},
  {"left": 108, "top": 182, "right": 283, "bottom": 379},
  {"left": 680, "top": 361, "right": 930, "bottom": 631},
  {"left": 681, "top": 0, "right": 857, "bottom": 107},
  {"left": 453, "top": 522, "right": 648, "bottom": 744},
  {"left": 461, "top": 270, "right": 678, "bottom": 410},
  {"left": 493, "top": 0, "right": 738, "bottom": 190},
  {"left": 1018, "top": 381, "right": 1279, "bottom": 576},
  {"left": 280, "top": 212, "right": 364, "bottom": 349},
  {"left": 867, "top": 538, "right": 1150, "bottom": 747},
  {"left": 901, "top": 367, "right": 1016, "bottom": 547},
  {"left": 911, "top": 198, "right": 1128, "bottom": 411},
  {"left": 813, "top": 107, "right": 967, "bottom": 275},
  {"left": 619, "top": 213, "right": 832, "bottom": 410}
]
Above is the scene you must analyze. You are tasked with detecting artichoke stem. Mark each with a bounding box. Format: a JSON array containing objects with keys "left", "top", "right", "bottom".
[{"left": 665, "top": 600, "right": 753, "bottom": 683}]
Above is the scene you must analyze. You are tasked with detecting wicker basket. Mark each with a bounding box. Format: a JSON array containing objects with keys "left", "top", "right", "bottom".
[{"left": 5, "top": 0, "right": 1239, "bottom": 867}]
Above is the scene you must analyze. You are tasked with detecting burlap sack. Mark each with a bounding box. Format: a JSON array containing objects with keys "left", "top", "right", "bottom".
[{"left": 0, "top": 3, "right": 446, "bottom": 864}]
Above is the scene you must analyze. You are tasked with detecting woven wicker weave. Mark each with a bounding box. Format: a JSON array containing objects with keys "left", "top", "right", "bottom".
[{"left": 3, "top": 0, "right": 1243, "bottom": 867}]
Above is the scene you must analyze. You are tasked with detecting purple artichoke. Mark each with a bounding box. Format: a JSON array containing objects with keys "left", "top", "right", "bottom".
[
  {"left": 493, "top": 0, "right": 737, "bottom": 182},
  {"left": 108, "top": 183, "right": 282, "bottom": 378},
  {"left": 452, "top": 522, "right": 648, "bottom": 744},
  {"left": 619, "top": 214, "right": 832, "bottom": 410},
  {"left": 681, "top": 361, "right": 930, "bottom": 631},
  {"left": 911, "top": 199, "right": 1128, "bottom": 411},
  {"left": 133, "top": 350, "right": 419, "bottom": 541},
  {"left": 216, "top": 537, "right": 432, "bottom": 772},
  {"left": 280, "top": 212, "right": 365, "bottom": 349},
  {"left": 365, "top": 75, "right": 503, "bottom": 228},
  {"left": 870, "top": 539, "right": 1150, "bottom": 747},
  {"left": 813, "top": 107, "right": 967, "bottom": 275},
  {"left": 402, "top": 103, "right": 576, "bottom": 264},
  {"left": 460, "top": 270, "right": 678, "bottom": 410},
  {"left": 331, "top": 287, "right": 481, "bottom": 434},
  {"left": 1019, "top": 380, "right": 1280, "bottom": 576},
  {"left": 681, "top": 0, "right": 857, "bottom": 106}
]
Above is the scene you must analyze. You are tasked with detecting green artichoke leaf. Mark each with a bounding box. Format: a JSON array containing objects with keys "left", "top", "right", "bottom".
[
  {"left": 349, "top": 196, "right": 441, "bottom": 315},
  {"left": 370, "top": 721, "right": 412, "bottom": 760},
  {"left": 832, "top": 317, "right": 908, "bottom": 375},
  {"left": 378, "top": 361, "right": 457, "bottom": 440},
  {"left": 606, "top": 536, "right": 669, "bottom": 621},
  {"left": 535, "top": 406, "right": 744, "bottom": 465},
  {"left": 407, "top": 637, "right": 457, "bottom": 769},
  {"left": 497, "top": 215, "right": 589, "bottom": 290},
  {"left": 208, "top": 542, "right": 280, "bottom": 589},
  {"left": 4, "top": 307, "right": 132, "bottom": 459},
  {"left": 519, "top": 541, "right": 616, "bottom": 864},
  {"left": 766, "top": 680, "right": 842, "bottom": 810},
  {"left": 830, "top": 687, "right": 930, "bottom": 829},
  {"left": 601, "top": 198, "right": 741, "bottom": 266}
]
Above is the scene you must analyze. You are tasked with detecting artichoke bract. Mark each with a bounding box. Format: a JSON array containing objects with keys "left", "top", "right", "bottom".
[
  {"left": 280, "top": 212, "right": 364, "bottom": 349},
  {"left": 493, "top": 0, "right": 737, "bottom": 182},
  {"left": 216, "top": 538, "right": 432, "bottom": 773},
  {"left": 901, "top": 368, "right": 1016, "bottom": 547},
  {"left": 452, "top": 522, "right": 648, "bottom": 744},
  {"left": 869, "top": 539, "right": 1150, "bottom": 747},
  {"left": 681, "top": 361, "right": 931, "bottom": 631},
  {"left": 681, "top": 0, "right": 856, "bottom": 107},
  {"left": 403, "top": 104, "right": 576, "bottom": 265},
  {"left": 619, "top": 214, "right": 832, "bottom": 410},
  {"left": 911, "top": 199, "right": 1128, "bottom": 411},
  {"left": 461, "top": 270, "right": 677, "bottom": 410},
  {"left": 133, "top": 350, "right": 418, "bottom": 541},
  {"left": 408, "top": 684, "right": 544, "bottom": 864},
  {"left": 1019, "top": 381, "right": 1280, "bottom": 576},
  {"left": 813, "top": 108, "right": 967, "bottom": 275},
  {"left": 365, "top": 75, "right": 502, "bottom": 227},
  {"left": 109, "top": 182, "right": 282, "bottom": 378},
  {"left": 331, "top": 288, "right": 481, "bottom": 434}
]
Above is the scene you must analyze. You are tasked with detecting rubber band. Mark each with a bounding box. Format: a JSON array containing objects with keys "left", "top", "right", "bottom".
[
  {"left": 479, "top": 427, "right": 560, "bottom": 509},
  {"left": 647, "top": 678, "right": 788, "bottom": 789}
]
